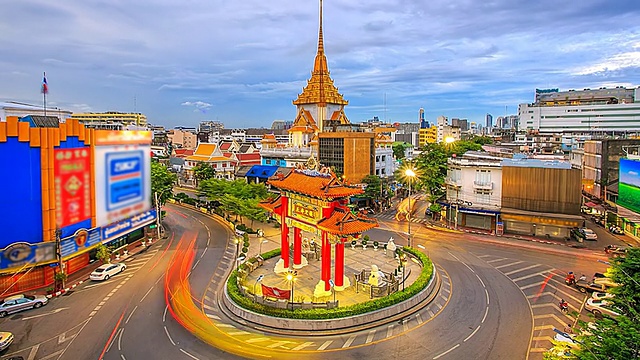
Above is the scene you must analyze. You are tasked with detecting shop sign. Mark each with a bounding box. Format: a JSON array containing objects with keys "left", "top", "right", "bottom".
[
  {"left": 102, "top": 209, "right": 157, "bottom": 242},
  {"left": 285, "top": 218, "right": 320, "bottom": 236},
  {"left": 291, "top": 200, "right": 320, "bottom": 223},
  {"left": 0, "top": 242, "right": 56, "bottom": 270},
  {"left": 54, "top": 148, "right": 91, "bottom": 227},
  {"left": 59, "top": 228, "right": 102, "bottom": 258}
]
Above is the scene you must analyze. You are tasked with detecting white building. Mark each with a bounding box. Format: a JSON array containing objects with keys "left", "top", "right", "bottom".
[
  {"left": 1, "top": 101, "right": 72, "bottom": 122},
  {"left": 445, "top": 151, "right": 503, "bottom": 231},
  {"left": 518, "top": 86, "right": 640, "bottom": 133},
  {"left": 374, "top": 133, "right": 395, "bottom": 178}
]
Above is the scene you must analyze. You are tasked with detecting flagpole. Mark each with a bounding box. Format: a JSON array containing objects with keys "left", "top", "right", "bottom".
[{"left": 42, "top": 72, "right": 47, "bottom": 116}]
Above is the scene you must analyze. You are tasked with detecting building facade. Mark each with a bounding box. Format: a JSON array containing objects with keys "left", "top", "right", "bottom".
[
  {"left": 168, "top": 128, "right": 198, "bottom": 149},
  {"left": 318, "top": 130, "right": 375, "bottom": 183},
  {"left": 70, "top": 111, "right": 147, "bottom": 127}
]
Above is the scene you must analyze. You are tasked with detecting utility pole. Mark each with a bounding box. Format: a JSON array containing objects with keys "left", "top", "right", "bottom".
[
  {"left": 54, "top": 228, "right": 64, "bottom": 290},
  {"left": 155, "top": 191, "right": 162, "bottom": 240}
]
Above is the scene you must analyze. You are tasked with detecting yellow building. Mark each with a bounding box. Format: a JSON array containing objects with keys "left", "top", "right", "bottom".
[
  {"left": 419, "top": 126, "right": 437, "bottom": 147},
  {"left": 70, "top": 111, "right": 147, "bottom": 127}
]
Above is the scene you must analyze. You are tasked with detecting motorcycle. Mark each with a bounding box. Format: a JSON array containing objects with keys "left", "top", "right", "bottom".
[
  {"left": 559, "top": 300, "right": 569, "bottom": 313},
  {"left": 565, "top": 272, "right": 576, "bottom": 286}
]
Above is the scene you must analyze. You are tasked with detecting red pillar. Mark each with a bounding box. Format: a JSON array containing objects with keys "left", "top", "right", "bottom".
[
  {"left": 280, "top": 197, "right": 290, "bottom": 268},
  {"left": 334, "top": 238, "right": 345, "bottom": 287},
  {"left": 293, "top": 227, "right": 302, "bottom": 266},
  {"left": 322, "top": 231, "right": 331, "bottom": 291}
]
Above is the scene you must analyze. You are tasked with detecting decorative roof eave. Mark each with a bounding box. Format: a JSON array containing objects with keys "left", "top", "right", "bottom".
[
  {"left": 258, "top": 195, "right": 282, "bottom": 215},
  {"left": 317, "top": 210, "right": 379, "bottom": 235},
  {"left": 267, "top": 170, "right": 364, "bottom": 200}
]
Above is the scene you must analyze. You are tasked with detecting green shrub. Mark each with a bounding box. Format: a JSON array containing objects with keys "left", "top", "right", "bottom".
[{"left": 226, "top": 247, "right": 434, "bottom": 320}]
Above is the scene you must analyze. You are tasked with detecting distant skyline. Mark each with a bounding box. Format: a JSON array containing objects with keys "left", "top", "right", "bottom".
[{"left": 1, "top": 0, "right": 639, "bottom": 129}]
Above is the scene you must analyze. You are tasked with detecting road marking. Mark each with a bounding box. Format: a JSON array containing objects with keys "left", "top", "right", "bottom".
[
  {"left": 534, "top": 313, "right": 573, "bottom": 324},
  {"left": 521, "top": 282, "right": 543, "bottom": 290},
  {"left": 267, "top": 341, "right": 293, "bottom": 349},
  {"left": 228, "top": 331, "right": 250, "bottom": 336},
  {"left": 533, "top": 324, "right": 555, "bottom": 330},
  {"left": 126, "top": 305, "right": 138, "bottom": 324},
  {"left": 118, "top": 327, "right": 124, "bottom": 350},
  {"left": 416, "top": 313, "right": 423, "bottom": 324},
  {"left": 439, "top": 294, "right": 447, "bottom": 302},
  {"left": 201, "top": 247, "right": 208, "bottom": 257},
  {"left": 121, "top": 355, "right": 127, "bottom": 360},
  {"left": 203, "top": 303, "right": 216, "bottom": 311},
  {"left": 428, "top": 309, "right": 435, "bottom": 317},
  {"left": 106, "top": 328, "right": 120, "bottom": 352},
  {"left": 246, "top": 337, "right": 270, "bottom": 343},
  {"left": 342, "top": 334, "right": 357, "bottom": 348},
  {"left": 477, "top": 254, "right": 491, "bottom": 258},
  {"left": 204, "top": 294, "right": 214, "bottom": 303},
  {"left": 193, "top": 258, "right": 201, "bottom": 269},
  {"left": 532, "top": 336, "right": 552, "bottom": 341},
  {"left": 366, "top": 330, "right": 376, "bottom": 343},
  {"left": 485, "top": 288, "right": 489, "bottom": 304},
  {"left": 386, "top": 325, "right": 394, "bottom": 338},
  {"left": 504, "top": 264, "right": 542, "bottom": 276},
  {"left": 433, "top": 344, "right": 460, "bottom": 359},
  {"left": 94, "top": 306, "right": 102, "bottom": 311},
  {"left": 481, "top": 307, "right": 489, "bottom": 323},
  {"left": 318, "top": 340, "right": 333, "bottom": 350},
  {"left": 27, "top": 344, "right": 39, "bottom": 360},
  {"left": 513, "top": 271, "right": 549, "bottom": 282},
  {"left": 22, "top": 307, "right": 69, "bottom": 320},
  {"left": 163, "top": 305, "right": 168, "bottom": 322},
  {"left": 140, "top": 286, "right": 154, "bottom": 302},
  {"left": 292, "top": 342, "right": 315, "bottom": 350},
  {"left": 180, "top": 348, "right": 200, "bottom": 360},
  {"left": 486, "top": 258, "right": 507, "bottom": 263},
  {"left": 90, "top": 310, "right": 97, "bottom": 317},
  {"left": 38, "top": 349, "right": 64, "bottom": 360},
  {"left": 164, "top": 326, "right": 176, "bottom": 345},
  {"left": 464, "top": 325, "right": 481, "bottom": 342},
  {"left": 99, "top": 301, "right": 106, "bottom": 306},
  {"left": 216, "top": 323, "right": 235, "bottom": 328},
  {"left": 58, "top": 332, "right": 75, "bottom": 344},
  {"left": 495, "top": 260, "right": 524, "bottom": 269},
  {"left": 206, "top": 313, "right": 220, "bottom": 320}
]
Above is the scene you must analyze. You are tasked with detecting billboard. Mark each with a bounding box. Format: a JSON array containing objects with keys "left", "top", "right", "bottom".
[
  {"left": 0, "top": 242, "right": 57, "bottom": 270},
  {"left": 618, "top": 158, "right": 640, "bottom": 214},
  {"left": 95, "top": 131, "right": 152, "bottom": 227},
  {"left": 54, "top": 148, "right": 92, "bottom": 227}
]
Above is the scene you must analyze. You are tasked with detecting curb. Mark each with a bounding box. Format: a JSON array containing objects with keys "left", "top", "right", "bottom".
[{"left": 46, "top": 278, "right": 87, "bottom": 299}]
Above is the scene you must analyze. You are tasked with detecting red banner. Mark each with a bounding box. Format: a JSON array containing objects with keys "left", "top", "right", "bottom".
[
  {"left": 261, "top": 284, "right": 291, "bottom": 300},
  {"left": 54, "top": 148, "right": 91, "bottom": 228}
]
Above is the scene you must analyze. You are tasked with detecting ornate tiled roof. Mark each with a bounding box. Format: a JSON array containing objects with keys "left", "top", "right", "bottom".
[
  {"left": 258, "top": 195, "right": 283, "bottom": 215},
  {"left": 292, "top": 0, "right": 348, "bottom": 107},
  {"left": 267, "top": 169, "right": 363, "bottom": 199},
  {"left": 261, "top": 134, "right": 277, "bottom": 143},
  {"left": 317, "top": 207, "right": 378, "bottom": 235}
]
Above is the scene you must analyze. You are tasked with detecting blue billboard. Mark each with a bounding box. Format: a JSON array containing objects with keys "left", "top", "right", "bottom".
[{"left": 618, "top": 158, "right": 640, "bottom": 214}]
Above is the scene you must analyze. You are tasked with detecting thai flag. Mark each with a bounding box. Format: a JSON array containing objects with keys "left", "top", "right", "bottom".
[{"left": 41, "top": 72, "right": 48, "bottom": 94}]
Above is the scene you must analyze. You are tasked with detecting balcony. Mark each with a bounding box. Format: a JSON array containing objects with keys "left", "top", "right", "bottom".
[
  {"left": 445, "top": 177, "right": 462, "bottom": 187},
  {"left": 473, "top": 181, "right": 493, "bottom": 190},
  {"left": 259, "top": 147, "right": 313, "bottom": 159}
]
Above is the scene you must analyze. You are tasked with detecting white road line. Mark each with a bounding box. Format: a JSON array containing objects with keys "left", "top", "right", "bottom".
[
  {"left": 203, "top": 303, "right": 216, "bottom": 311},
  {"left": 125, "top": 305, "right": 138, "bottom": 324},
  {"left": 342, "top": 335, "right": 357, "bottom": 348},
  {"left": 504, "top": 264, "right": 543, "bottom": 276},
  {"left": 121, "top": 355, "right": 126, "bottom": 360},
  {"left": 267, "top": 341, "right": 293, "bottom": 349},
  {"left": 416, "top": 313, "right": 423, "bottom": 325},
  {"left": 193, "top": 258, "right": 201, "bottom": 269},
  {"left": 38, "top": 349, "right": 64, "bottom": 360},
  {"left": 495, "top": 260, "right": 524, "bottom": 269},
  {"left": 216, "top": 323, "right": 235, "bottom": 328},
  {"left": 386, "top": 325, "right": 394, "bottom": 338},
  {"left": 106, "top": 329, "right": 120, "bottom": 352},
  {"left": 179, "top": 348, "right": 200, "bottom": 360},
  {"left": 318, "top": 340, "right": 333, "bottom": 350},
  {"left": 99, "top": 301, "right": 106, "bottom": 306},
  {"left": 366, "top": 330, "right": 376, "bottom": 343},
  {"left": 521, "top": 282, "right": 544, "bottom": 290},
  {"left": 206, "top": 313, "right": 220, "bottom": 320},
  {"left": 164, "top": 326, "right": 176, "bottom": 346},
  {"left": 163, "top": 305, "right": 168, "bottom": 322},
  {"left": 204, "top": 294, "right": 214, "bottom": 303},
  {"left": 227, "top": 331, "right": 250, "bottom": 336},
  {"left": 402, "top": 319, "right": 409, "bottom": 332},
  {"left": 89, "top": 310, "right": 97, "bottom": 317},
  {"left": 474, "top": 273, "right": 486, "bottom": 288},
  {"left": 428, "top": 309, "right": 435, "bottom": 317},
  {"left": 155, "top": 275, "right": 163, "bottom": 285},
  {"left": 485, "top": 288, "right": 490, "bottom": 304},
  {"left": 140, "top": 286, "right": 154, "bottom": 302},
  {"left": 201, "top": 247, "right": 208, "bottom": 257},
  {"left": 486, "top": 258, "right": 507, "bottom": 263},
  {"left": 481, "top": 307, "right": 489, "bottom": 323},
  {"left": 439, "top": 294, "right": 447, "bottom": 302},
  {"left": 513, "top": 271, "right": 550, "bottom": 282},
  {"left": 477, "top": 254, "right": 491, "bottom": 258},
  {"left": 117, "top": 327, "right": 124, "bottom": 351},
  {"left": 443, "top": 287, "right": 450, "bottom": 294},
  {"left": 292, "top": 342, "right": 315, "bottom": 351},
  {"left": 27, "top": 343, "right": 39, "bottom": 360},
  {"left": 433, "top": 344, "right": 460, "bottom": 359},
  {"left": 464, "top": 325, "right": 481, "bottom": 342},
  {"left": 246, "top": 337, "right": 270, "bottom": 343},
  {"left": 94, "top": 306, "right": 102, "bottom": 311}
]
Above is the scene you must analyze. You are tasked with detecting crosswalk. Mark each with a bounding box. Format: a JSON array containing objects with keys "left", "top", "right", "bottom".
[
  {"left": 374, "top": 212, "right": 433, "bottom": 225},
  {"left": 475, "top": 254, "right": 588, "bottom": 359}
]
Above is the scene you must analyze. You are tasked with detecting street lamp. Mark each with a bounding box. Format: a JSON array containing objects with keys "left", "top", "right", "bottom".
[
  {"left": 254, "top": 274, "right": 264, "bottom": 296},
  {"left": 329, "top": 279, "right": 336, "bottom": 304},
  {"left": 404, "top": 168, "right": 416, "bottom": 248},
  {"left": 258, "top": 239, "right": 268, "bottom": 257},
  {"left": 286, "top": 270, "right": 297, "bottom": 310},
  {"left": 234, "top": 237, "right": 241, "bottom": 271},
  {"left": 400, "top": 254, "right": 408, "bottom": 291}
]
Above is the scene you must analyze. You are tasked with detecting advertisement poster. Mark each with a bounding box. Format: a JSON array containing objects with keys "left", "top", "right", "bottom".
[
  {"left": 94, "top": 131, "right": 152, "bottom": 227},
  {"left": 618, "top": 158, "right": 640, "bottom": 214},
  {"left": 54, "top": 148, "right": 91, "bottom": 228},
  {"left": 59, "top": 228, "right": 102, "bottom": 258}
]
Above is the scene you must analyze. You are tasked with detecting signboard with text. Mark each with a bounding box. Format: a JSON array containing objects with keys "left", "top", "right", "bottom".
[
  {"left": 101, "top": 209, "right": 156, "bottom": 242},
  {"left": 59, "top": 228, "right": 102, "bottom": 258},
  {"left": 0, "top": 242, "right": 57, "bottom": 271},
  {"left": 54, "top": 148, "right": 91, "bottom": 227}
]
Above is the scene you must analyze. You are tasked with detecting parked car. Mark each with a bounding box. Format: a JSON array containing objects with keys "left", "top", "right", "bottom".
[
  {"left": 591, "top": 291, "right": 614, "bottom": 301},
  {"left": 585, "top": 298, "right": 620, "bottom": 318},
  {"left": 0, "top": 294, "right": 48, "bottom": 317},
  {"left": 579, "top": 228, "right": 598, "bottom": 241},
  {"left": 574, "top": 280, "right": 610, "bottom": 293},
  {"left": 90, "top": 263, "right": 126, "bottom": 281},
  {"left": 604, "top": 245, "right": 628, "bottom": 257},
  {"left": 0, "top": 331, "right": 13, "bottom": 351}
]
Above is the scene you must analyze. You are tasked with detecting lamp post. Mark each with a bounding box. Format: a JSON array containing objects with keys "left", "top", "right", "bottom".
[
  {"left": 234, "top": 236, "right": 240, "bottom": 271},
  {"left": 258, "top": 239, "right": 268, "bottom": 257},
  {"left": 254, "top": 274, "right": 264, "bottom": 296},
  {"left": 404, "top": 168, "right": 416, "bottom": 248},
  {"left": 329, "top": 278, "right": 336, "bottom": 305},
  {"left": 400, "top": 254, "right": 408, "bottom": 291},
  {"left": 286, "top": 270, "right": 297, "bottom": 310}
]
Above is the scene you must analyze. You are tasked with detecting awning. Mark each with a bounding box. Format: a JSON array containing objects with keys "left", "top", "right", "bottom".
[
  {"left": 617, "top": 206, "right": 640, "bottom": 224},
  {"left": 584, "top": 201, "right": 598, "bottom": 208},
  {"left": 246, "top": 165, "right": 279, "bottom": 179}
]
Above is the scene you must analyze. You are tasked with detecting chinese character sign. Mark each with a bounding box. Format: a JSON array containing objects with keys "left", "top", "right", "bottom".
[{"left": 54, "top": 148, "right": 91, "bottom": 227}]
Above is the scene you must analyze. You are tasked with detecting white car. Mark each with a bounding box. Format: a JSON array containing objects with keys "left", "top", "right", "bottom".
[
  {"left": 585, "top": 298, "right": 620, "bottom": 318},
  {"left": 90, "top": 263, "right": 126, "bottom": 281},
  {"left": 0, "top": 331, "right": 13, "bottom": 351},
  {"left": 591, "top": 291, "right": 614, "bottom": 301},
  {"left": 580, "top": 228, "right": 598, "bottom": 241}
]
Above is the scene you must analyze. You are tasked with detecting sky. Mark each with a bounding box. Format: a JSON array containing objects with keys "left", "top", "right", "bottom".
[{"left": 1, "top": 0, "right": 640, "bottom": 129}]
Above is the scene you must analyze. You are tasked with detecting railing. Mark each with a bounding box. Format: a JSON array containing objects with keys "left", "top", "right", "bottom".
[
  {"left": 353, "top": 269, "right": 400, "bottom": 299},
  {"left": 445, "top": 177, "right": 462, "bottom": 187},
  {"left": 260, "top": 147, "right": 313, "bottom": 158},
  {"left": 473, "top": 181, "right": 493, "bottom": 190}
]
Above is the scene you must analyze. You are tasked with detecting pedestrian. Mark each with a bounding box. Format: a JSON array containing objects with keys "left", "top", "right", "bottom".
[{"left": 564, "top": 323, "right": 573, "bottom": 334}]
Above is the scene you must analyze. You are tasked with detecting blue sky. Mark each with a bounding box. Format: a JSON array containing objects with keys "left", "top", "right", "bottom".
[{"left": 1, "top": 0, "right": 639, "bottom": 129}]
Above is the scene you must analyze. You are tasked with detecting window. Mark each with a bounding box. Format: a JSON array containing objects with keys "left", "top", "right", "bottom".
[
  {"left": 475, "top": 169, "right": 491, "bottom": 184},
  {"left": 266, "top": 159, "right": 271, "bottom": 164},
  {"left": 475, "top": 190, "right": 491, "bottom": 204},
  {"left": 382, "top": 155, "right": 386, "bottom": 162}
]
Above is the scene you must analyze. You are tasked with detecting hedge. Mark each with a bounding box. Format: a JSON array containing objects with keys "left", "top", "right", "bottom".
[{"left": 227, "top": 247, "right": 433, "bottom": 320}]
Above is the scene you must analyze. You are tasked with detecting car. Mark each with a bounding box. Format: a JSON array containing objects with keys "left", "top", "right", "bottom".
[
  {"left": 0, "top": 294, "right": 48, "bottom": 317},
  {"left": 591, "top": 291, "right": 614, "bottom": 301},
  {"left": 575, "top": 280, "right": 610, "bottom": 293},
  {"left": 579, "top": 228, "right": 598, "bottom": 241},
  {"left": 604, "top": 245, "right": 628, "bottom": 257},
  {"left": 0, "top": 331, "right": 13, "bottom": 351},
  {"left": 593, "top": 277, "right": 620, "bottom": 288},
  {"left": 585, "top": 298, "right": 620, "bottom": 318},
  {"left": 90, "top": 263, "right": 126, "bottom": 281}
]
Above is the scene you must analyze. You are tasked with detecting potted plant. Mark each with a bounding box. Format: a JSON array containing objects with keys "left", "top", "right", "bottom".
[
  {"left": 351, "top": 240, "right": 357, "bottom": 249},
  {"left": 373, "top": 241, "right": 379, "bottom": 251},
  {"left": 361, "top": 238, "right": 368, "bottom": 250}
]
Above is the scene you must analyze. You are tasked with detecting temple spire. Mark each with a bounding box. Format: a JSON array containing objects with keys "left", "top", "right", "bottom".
[
  {"left": 314, "top": 0, "right": 328, "bottom": 74},
  {"left": 318, "top": 0, "right": 324, "bottom": 55}
]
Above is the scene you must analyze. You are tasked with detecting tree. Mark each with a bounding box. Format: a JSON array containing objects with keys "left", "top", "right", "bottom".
[
  {"left": 193, "top": 163, "right": 215, "bottom": 183},
  {"left": 362, "top": 175, "right": 382, "bottom": 200},
  {"left": 561, "top": 248, "right": 640, "bottom": 359},
  {"left": 471, "top": 135, "right": 493, "bottom": 145},
  {"left": 151, "top": 161, "right": 177, "bottom": 206},
  {"left": 96, "top": 243, "right": 111, "bottom": 264},
  {"left": 392, "top": 142, "right": 410, "bottom": 160},
  {"left": 413, "top": 143, "right": 449, "bottom": 197}
]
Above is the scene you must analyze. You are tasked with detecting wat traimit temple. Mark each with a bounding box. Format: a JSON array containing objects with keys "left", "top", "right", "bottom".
[{"left": 259, "top": 0, "right": 352, "bottom": 169}]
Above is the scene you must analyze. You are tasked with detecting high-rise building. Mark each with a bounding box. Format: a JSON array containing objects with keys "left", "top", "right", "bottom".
[
  {"left": 70, "top": 111, "right": 147, "bottom": 127},
  {"left": 419, "top": 107, "right": 428, "bottom": 129},
  {"left": 486, "top": 113, "right": 493, "bottom": 129}
]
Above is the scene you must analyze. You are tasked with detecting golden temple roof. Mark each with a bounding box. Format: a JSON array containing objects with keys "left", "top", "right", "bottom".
[
  {"left": 267, "top": 169, "right": 363, "bottom": 200},
  {"left": 293, "top": 0, "right": 348, "bottom": 107}
]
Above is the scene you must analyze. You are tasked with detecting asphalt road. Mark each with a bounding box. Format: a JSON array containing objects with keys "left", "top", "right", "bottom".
[{"left": 0, "top": 199, "right": 611, "bottom": 360}]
